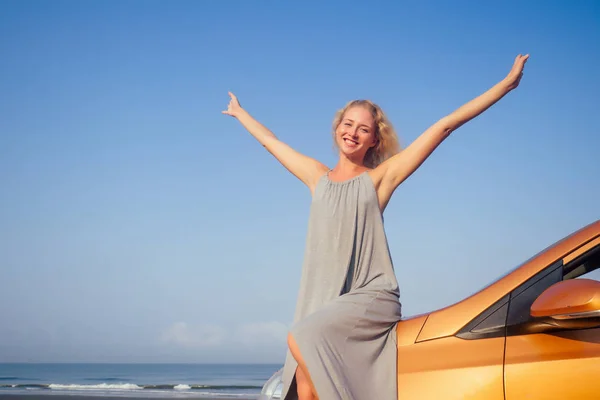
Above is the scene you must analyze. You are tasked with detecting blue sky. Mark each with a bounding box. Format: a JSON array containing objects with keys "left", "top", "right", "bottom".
[{"left": 0, "top": 0, "right": 598, "bottom": 364}]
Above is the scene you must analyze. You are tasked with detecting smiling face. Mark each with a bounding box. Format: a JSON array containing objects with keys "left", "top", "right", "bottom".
[
  {"left": 331, "top": 99, "right": 401, "bottom": 168},
  {"left": 334, "top": 106, "right": 378, "bottom": 164}
]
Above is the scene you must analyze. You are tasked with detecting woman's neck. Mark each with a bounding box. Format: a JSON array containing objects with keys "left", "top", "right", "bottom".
[{"left": 330, "top": 156, "right": 370, "bottom": 179}]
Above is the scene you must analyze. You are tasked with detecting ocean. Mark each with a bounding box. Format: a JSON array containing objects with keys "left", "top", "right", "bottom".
[{"left": 0, "top": 363, "right": 283, "bottom": 399}]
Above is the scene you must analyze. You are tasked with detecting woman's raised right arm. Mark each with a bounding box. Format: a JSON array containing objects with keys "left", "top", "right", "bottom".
[{"left": 222, "top": 92, "right": 328, "bottom": 193}]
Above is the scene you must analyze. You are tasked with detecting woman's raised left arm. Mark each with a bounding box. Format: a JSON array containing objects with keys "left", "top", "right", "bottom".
[{"left": 372, "top": 54, "right": 529, "bottom": 210}]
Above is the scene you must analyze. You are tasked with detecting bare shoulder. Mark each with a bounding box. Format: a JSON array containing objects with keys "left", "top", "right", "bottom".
[
  {"left": 366, "top": 162, "right": 388, "bottom": 191},
  {"left": 308, "top": 162, "right": 331, "bottom": 194},
  {"left": 367, "top": 159, "right": 398, "bottom": 212},
  {"left": 312, "top": 162, "right": 330, "bottom": 181}
]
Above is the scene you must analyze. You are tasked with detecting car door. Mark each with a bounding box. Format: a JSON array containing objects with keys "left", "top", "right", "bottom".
[{"left": 504, "top": 238, "right": 600, "bottom": 399}]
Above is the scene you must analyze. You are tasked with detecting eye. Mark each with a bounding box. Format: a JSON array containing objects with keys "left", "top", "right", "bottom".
[{"left": 344, "top": 122, "right": 352, "bottom": 126}]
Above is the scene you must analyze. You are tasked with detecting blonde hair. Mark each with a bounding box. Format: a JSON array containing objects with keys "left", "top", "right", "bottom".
[{"left": 332, "top": 100, "right": 400, "bottom": 168}]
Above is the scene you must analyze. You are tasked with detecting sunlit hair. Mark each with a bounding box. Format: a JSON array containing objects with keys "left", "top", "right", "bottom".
[{"left": 331, "top": 100, "right": 401, "bottom": 168}]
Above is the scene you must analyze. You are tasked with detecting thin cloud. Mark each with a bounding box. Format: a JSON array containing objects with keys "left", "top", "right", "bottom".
[
  {"left": 160, "top": 321, "right": 289, "bottom": 349},
  {"left": 161, "top": 322, "right": 226, "bottom": 348},
  {"left": 234, "top": 321, "right": 289, "bottom": 347}
]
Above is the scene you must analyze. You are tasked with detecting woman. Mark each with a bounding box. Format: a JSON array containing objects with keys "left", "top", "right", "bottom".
[{"left": 223, "top": 54, "right": 529, "bottom": 400}]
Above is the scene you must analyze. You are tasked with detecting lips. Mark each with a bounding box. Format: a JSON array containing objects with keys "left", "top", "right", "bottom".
[{"left": 343, "top": 138, "right": 358, "bottom": 147}]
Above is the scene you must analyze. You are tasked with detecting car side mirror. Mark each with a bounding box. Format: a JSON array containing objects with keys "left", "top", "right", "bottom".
[{"left": 531, "top": 278, "right": 600, "bottom": 321}]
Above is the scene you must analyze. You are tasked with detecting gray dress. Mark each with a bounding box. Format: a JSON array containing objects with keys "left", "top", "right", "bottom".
[{"left": 282, "top": 171, "right": 402, "bottom": 400}]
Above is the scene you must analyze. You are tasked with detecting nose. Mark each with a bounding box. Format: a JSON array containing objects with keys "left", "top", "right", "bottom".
[{"left": 341, "top": 124, "right": 358, "bottom": 138}]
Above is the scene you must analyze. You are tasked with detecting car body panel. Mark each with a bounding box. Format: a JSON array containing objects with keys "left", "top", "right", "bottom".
[
  {"left": 395, "top": 314, "right": 428, "bottom": 347},
  {"left": 504, "top": 328, "right": 600, "bottom": 399},
  {"left": 397, "top": 336, "right": 505, "bottom": 400}
]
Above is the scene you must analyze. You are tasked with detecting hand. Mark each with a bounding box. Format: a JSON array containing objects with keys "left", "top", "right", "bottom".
[
  {"left": 222, "top": 92, "right": 243, "bottom": 118},
  {"left": 504, "top": 54, "right": 529, "bottom": 91}
]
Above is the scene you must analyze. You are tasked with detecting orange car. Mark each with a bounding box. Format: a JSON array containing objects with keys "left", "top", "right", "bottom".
[
  {"left": 260, "top": 219, "right": 600, "bottom": 400},
  {"left": 395, "top": 219, "right": 600, "bottom": 399}
]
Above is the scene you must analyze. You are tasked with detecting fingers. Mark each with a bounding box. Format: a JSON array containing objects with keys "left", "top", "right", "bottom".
[
  {"left": 221, "top": 92, "right": 240, "bottom": 117},
  {"left": 228, "top": 91, "right": 242, "bottom": 108},
  {"left": 511, "top": 54, "right": 529, "bottom": 77},
  {"left": 228, "top": 91, "right": 238, "bottom": 102},
  {"left": 516, "top": 54, "right": 530, "bottom": 66}
]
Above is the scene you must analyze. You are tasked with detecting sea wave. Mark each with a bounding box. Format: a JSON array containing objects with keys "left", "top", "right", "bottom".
[
  {"left": 84, "top": 377, "right": 128, "bottom": 382},
  {"left": 49, "top": 383, "right": 143, "bottom": 390},
  {"left": 0, "top": 383, "right": 262, "bottom": 391}
]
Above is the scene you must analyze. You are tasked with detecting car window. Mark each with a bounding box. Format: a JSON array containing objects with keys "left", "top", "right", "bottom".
[
  {"left": 577, "top": 267, "right": 600, "bottom": 281},
  {"left": 563, "top": 244, "right": 600, "bottom": 281},
  {"left": 506, "top": 265, "right": 563, "bottom": 330}
]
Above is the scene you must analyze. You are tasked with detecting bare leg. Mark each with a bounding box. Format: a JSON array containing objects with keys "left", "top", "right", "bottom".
[
  {"left": 295, "top": 367, "right": 317, "bottom": 400},
  {"left": 288, "top": 333, "right": 319, "bottom": 400}
]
